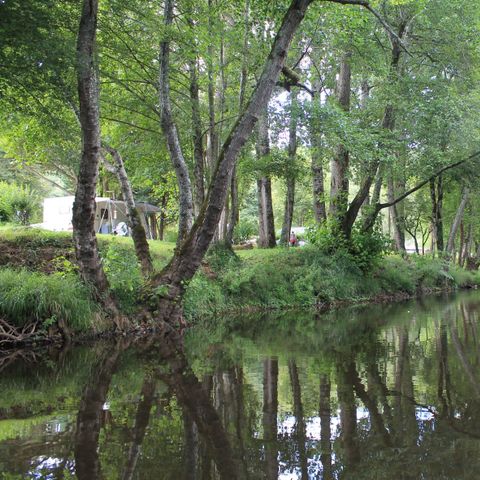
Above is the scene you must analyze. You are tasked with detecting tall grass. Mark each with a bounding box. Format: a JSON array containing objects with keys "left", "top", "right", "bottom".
[{"left": 0, "top": 269, "right": 98, "bottom": 331}]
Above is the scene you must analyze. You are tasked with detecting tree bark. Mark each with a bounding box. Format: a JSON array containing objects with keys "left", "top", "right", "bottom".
[
  {"left": 310, "top": 79, "right": 327, "bottom": 223},
  {"left": 159, "top": 0, "right": 194, "bottom": 246},
  {"left": 256, "top": 109, "right": 276, "bottom": 248},
  {"left": 103, "top": 146, "right": 153, "bottom": 276},
  {"left": 263, "top": 358, "right": 278, "bottom": 480},
  {"left": 280, "top": 89, "right": 298, "bottom": 245},
  {"left": 446, "top": 186, "right": 469, "bottom": 256},
  {"left": 387, "top": 172, "right": 406, "bottom": 252},
  {"left": 74, "top": 344, "right": 124, "bottom": 479},
  {"left": 329, "top": 52, "right": 351, "bottom": 222},
  {"left": 72, "top": 0, "right": 125, "bottom": 328},
  {"left": 122, "top": 376, "right": 156, "bottom": 480},
  {"left": 319, "top": 374, "right": 332, "bottom": 480},
  {"left": 150, "top": 0, "right": 313, "bottom": 321},
  {"left": 188, "top": 53, "right": 205, "bottom": 218},
  {"left": 289, "top": 360, "right": 308, "bottom": 480}
]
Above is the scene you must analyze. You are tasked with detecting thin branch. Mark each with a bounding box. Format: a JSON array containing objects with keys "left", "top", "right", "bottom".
[
  {"left": 321, "top": 0, "right": 411, "bottom": 55},
  {"left": 378, "top": 151, "right": 480, "bottom": 210}
]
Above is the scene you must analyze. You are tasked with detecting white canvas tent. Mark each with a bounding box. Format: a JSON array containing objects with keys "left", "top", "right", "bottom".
[{"left": 41, "top": 196, "right": 160, "bottom": 238}]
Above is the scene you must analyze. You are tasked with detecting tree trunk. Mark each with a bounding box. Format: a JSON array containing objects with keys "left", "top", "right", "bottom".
[
  {"left": 329, "top": 52, "right": 351, "bottom": 223},
  {"left": 159, "top": 0, "right": 194, "bottom": 246},
  {"left": 103, "top": 146, "right": 153, "bottom": 276},
  {"left": 226, "top": 169, "right": 239, "bottom": 245},
  {"left": 263, "top": 358, "right": 278, "bottom": 480},
  {"left": 72, "top": 0, "right": 125, "bottom": 328},
  {"left": 446, "top": 186, "right": 469, "bottom": 256},
  {"left": 122, "top": 376, "right": 156, "bottom": 480},
  {"left": 151, "top": 0, "right": 313, "bottom": 322},
  {"left": 188, "top": 53, "right": 205, "bottom": 218},
  {"left": 346, "top": 21, "right": 407, "bottom": 238},
  {"left": 75, "top": 344, "right": 124, "bottom": 479},
  {"left": 289, "top": 360, "right": 308, "bottom": 480},
  {"left": 280, "top": 89, "right": 298, "bottom": 245},
  {"left": 256, "top": 109, "right": 276, "bottom": 248},
  {"left": 387, "top": 173, "right": 405, "bottom": 252},
  {"left": 319, "top": 374, "right": 332, "bottom": 480},
  {"left": 310, "top": 80, "right": 326, "bottom": 223}
]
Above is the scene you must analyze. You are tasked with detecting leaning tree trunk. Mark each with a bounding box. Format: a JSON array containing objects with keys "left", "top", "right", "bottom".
[
  {"left": 329, "top": 52, "right": 351, "bottom": 223},
  {"left": 256, "top": 109, "right": 276, "bottom": 248},
  {"left": 280, "top": 89, "right": 298, "bottom": 245},
  {"left": 159, "top": 0, "right": 194, "bottom": 246},
  {"left": 150, "top": 0, "right": 313, "bottom": 323},
  {"left": 446, "top": 186, "right": 469, "bottom": 257},
  {"left": 103, "top": 146, "right": 153, "bottom": 276},
  {"left": 344, "top": 21, "right": 407, "bottom": 239},
  {"left": 72, "top": 0, "right": 125, "bottom": 328}
]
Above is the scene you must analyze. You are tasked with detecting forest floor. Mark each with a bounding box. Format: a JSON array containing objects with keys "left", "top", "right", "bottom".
[{"left": 1, "top": 227, "right": 479, "bottom": 345}]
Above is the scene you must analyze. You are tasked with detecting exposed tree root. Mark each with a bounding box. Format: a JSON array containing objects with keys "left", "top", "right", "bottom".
[{"left": 0, "top": 318, "right": 41, "bottom": 348}]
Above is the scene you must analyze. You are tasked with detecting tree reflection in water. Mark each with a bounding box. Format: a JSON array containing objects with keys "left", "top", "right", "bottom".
[{"left": 2, "top": 293, "right": 480, "bottom": 478}]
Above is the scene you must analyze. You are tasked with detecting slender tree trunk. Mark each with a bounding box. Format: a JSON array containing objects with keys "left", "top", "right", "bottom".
[
  {"left": 206, "top": 0, "right": 217, "bottom": 181},
  {"left": 329, "top": 52, "right": 351, "bottom": 223},
  {"left": 430, "top": 175, "right": 444, "bottom": 254},
  {"left": 226, "top": 3, "right": 250, "bottom": 246},
  {"left": 256, "top": 109, "right": 276, "bottom": 248},
  {"left": 159, "top": 0, "right": 194, "bottom": 246},
  {"left": 347, "top": 21, "right": 407, "bottom": 238},
  {"left": 103, "top": 146, "right": 153, "bottom": 276},
  {"left": 280, "top": 90, "right": 298, "bottom": 245},
  {"left": 75, "top": 344, "right": 124, "bottom": 479},
  {"left": 446, "top": 186, "right": 469, "bottom": 256},
  {"left": 188, "top": 53, "right": 205, "bottom": 218},
  {"left": 151, "top": 0, "right": 313, "bottom": 322},
  {"left": 319, "top": 374, "right": 332, "bottom": 480},
  {"left": 73, "top": 0, "right": 125, "bottom": 327},
  {"left": 310, "top": 80, "right": 326, "bottom": 223},
  {"left": 226, "top": 169, "right": 239, "bottom": 245},
  {"left": 122, "top": 376, "right": 156, "bottom": 480},
  {"left": 263, "top": 358, "right": 278, "bottom": 480},
  {"left": 289, "top": 360, "right": 308, "bottom": 480},
  {"left": 336, "top": 357, "right": 359, "bottom": 468},
  {"left": 387, "top": 173, "right": 405, "bottom": 252}
]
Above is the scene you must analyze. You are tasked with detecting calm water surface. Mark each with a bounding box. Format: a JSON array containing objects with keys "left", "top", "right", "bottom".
[{"left": 1, "top": 291, "right": 480, "bottom": 479}]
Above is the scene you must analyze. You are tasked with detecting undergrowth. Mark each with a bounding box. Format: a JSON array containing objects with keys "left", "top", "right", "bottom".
[{"left": 0, "top": 268, "right": 98, "bottom": 331}]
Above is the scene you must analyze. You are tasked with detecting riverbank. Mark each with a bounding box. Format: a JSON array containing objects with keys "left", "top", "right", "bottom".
[{"left": 1, "top": 227, "right": 479, "bottom": 347}]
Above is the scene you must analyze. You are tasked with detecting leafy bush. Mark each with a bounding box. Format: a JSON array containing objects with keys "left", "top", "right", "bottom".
[
  {"left": 233, "top": 218, "right": 257, "bottom": 244},
  {"left": 101, "top": 240, "right": 142, "bottom": 310},
  {"left": 0, "top": 268, "right": 97, "bottom": 331},
  {"left": 0, "top": 182, "right": 39, "bottom": 225},
  {"left": 306, "top": 220, "right": 389, "bottom": 271}
]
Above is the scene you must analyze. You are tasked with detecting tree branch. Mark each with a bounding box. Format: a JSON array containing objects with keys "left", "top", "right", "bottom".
[
  {"left": 378, "top": 151, "right": 480, "bottom": 210},
  {"left": 321, "top": 0, "right": 411, "bottom": 55}
]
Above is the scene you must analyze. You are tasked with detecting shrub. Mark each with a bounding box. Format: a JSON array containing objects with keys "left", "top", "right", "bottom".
[
  {"left": 306, "top": 220, "right": 389, "bottom": 271},
  {"left": 233, "top": 218, "right": 257, "bottom": 244},
  {"left": 101, "top": 240, "right": 142, "bottom": 310},
  {"left": 0, "top": 182, "right": 39, "bottom": 225}
]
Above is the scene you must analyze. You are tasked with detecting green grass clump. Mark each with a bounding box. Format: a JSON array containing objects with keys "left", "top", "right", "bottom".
[
  {"left": 0, "top": 268, "right": 98, "bottom": 331},
  {"left": 184, "top": 248, "right": 480, "bottom": 320}
]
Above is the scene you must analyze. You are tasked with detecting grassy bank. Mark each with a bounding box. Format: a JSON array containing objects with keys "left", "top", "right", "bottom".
[{"left": 0, "top": 227, "right": 479, "bottom": 337}]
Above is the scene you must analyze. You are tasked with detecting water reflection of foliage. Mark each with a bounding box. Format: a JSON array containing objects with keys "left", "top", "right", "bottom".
[{"left": 2, "top": 292, "right": 480, "bottom": 478}]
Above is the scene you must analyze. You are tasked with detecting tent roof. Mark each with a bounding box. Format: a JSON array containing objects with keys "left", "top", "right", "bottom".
[{"left": 44, "top": 196, "right": 160, "bottom": 212}]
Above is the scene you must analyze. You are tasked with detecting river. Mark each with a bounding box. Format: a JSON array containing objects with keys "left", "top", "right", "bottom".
[{"left": 1, "top": 291, "right": 480, "bottom": 479}]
